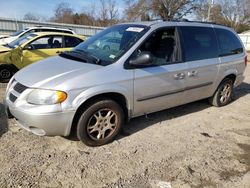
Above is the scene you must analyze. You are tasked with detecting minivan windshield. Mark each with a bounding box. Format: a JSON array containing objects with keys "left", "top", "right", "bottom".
[
  {"left": 8, "top": 33, "right": 37, "bottom": 48},
  {"left": 60, "top": 24, "right": 149, "bottom": 66}
]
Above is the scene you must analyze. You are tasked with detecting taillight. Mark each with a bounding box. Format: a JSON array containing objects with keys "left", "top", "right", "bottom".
[{"left": 245, "top": 56, "right": 248, "bottom": 66}]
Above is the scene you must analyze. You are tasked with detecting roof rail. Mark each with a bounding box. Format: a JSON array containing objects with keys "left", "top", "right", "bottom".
[{"left": 147, "top": 18, "right": 222, "bottom": 26}]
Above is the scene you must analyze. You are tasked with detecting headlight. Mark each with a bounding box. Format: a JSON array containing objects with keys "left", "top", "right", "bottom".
[{"left": 27, "top": 89, "right": 67, "bottom": 105}]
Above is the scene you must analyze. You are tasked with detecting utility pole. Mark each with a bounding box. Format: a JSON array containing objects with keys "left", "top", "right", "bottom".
[{"left": 207, "top": 0, "right": 214, "bottom": 21}]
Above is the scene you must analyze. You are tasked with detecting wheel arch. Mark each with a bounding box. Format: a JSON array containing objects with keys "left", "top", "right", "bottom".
[{"left": 70, "top": 92, "right": 130, "bottom": 136}]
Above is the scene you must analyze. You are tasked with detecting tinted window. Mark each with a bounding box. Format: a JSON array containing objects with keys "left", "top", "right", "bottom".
[
  {"left": 64, "top": 36, "right": 82, "bottom": 47},
  {"left": 215, "top": 28, "right": 243, "bottom": 56},
  {"left": 181, "top": 26, "right": 219, "bottom": 61}
]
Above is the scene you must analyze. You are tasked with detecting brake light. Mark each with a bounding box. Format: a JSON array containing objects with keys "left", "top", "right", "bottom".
[{"left": 245, "top": 56, "right": 248, "bottom": 66}]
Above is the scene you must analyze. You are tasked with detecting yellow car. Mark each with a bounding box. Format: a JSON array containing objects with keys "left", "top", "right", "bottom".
[{"left": 0, "top": 32, "right": 85, "bottom": 81}]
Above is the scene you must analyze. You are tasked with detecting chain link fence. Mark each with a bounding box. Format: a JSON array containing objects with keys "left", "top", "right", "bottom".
[{"left": 0, "top": 17, "right": 104, "bottom": 37}]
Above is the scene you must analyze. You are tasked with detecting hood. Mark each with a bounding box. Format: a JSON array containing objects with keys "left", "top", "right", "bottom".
[
  {"left": 0, "top": 45, "right": 11, "bottom": 53},
  {"left": 15, "top": 56, "right": 103, "bottom": 90}
]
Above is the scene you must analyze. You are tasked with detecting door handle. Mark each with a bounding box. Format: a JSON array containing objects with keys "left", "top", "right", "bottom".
[
  {"left": 56, "top": 51, "right": 62, "bottom": 54},
  {"left": 174, "top": 72, "right": 185, "bottom": 80},
  {"left": 188, "top": 70, "right": 198, "bottom": 77}
]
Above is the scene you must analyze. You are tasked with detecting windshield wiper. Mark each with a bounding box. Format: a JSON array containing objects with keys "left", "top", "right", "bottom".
[
  {"left": 60, "top": 50, "right": 101, "bottom": 65},
  {"left": 74, "top": 49, "right": 101, "bottom": 65}
]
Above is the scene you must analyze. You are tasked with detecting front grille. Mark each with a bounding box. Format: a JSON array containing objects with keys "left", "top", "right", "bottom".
[
  {"left": 7, "top": 81, "right": 29, "bottom": 103},
  {"left": 9, "top": 93, "right": 17, "bottom": 103},
  {"left": 13, "top": 82, "right": 28, "bottom": 93}
]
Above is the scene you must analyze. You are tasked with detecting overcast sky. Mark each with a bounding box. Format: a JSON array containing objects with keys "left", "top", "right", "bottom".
[{"left": 0, "top": 0, "right": 125, "bottom": 20}]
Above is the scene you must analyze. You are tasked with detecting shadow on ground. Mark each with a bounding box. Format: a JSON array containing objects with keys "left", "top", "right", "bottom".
[
  {"left": 0, "top": 103, "right": 8, "bottom": 138},
  {"left": 62, "top": 82, "right": 250, "bottom": 142},
  {"left": 119, "top": 82, "right": 250, "bottom": 138}
]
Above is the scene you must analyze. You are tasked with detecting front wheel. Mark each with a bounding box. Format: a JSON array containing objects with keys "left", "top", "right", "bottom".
[
  {"left": 77, "top": 99, "right": 124, "bottom": 146},
  {"left": 0, "top": 64, "right": 16, "bottom": 83},
  {"left": 209, "top": 78, "right": 233, "bottom": 107}
]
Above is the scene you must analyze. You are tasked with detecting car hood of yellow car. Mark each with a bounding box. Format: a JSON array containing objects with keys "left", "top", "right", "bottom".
[{"left": 0, "top": 45, "right": 12, "bottom": 53}]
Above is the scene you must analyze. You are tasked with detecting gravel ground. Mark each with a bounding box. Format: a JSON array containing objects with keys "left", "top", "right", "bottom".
[{"left": 0, "top": 66, "right": 250, "bottom": 188}]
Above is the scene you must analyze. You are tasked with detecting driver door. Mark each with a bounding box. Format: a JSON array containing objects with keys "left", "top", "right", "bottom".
[
  {"left": 21, "top": 35, "right": 63, "bottom": 68},
  {"left": 132, "top": 27, "right": 188, "bottom": 116}
]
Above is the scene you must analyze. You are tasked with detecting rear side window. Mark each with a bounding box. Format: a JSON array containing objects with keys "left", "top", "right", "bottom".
[
  {"left": 181, "top": 26, "right": 219, "bottom": 61},
  {"left": 64, "top": 36, "right": 83, "bottom": 47},
  {"left": 215, "top": 28, "right": 243, "bottom": 56}
]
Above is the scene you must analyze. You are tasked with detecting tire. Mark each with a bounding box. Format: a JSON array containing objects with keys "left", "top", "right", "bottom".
[
  {"left": 209, "top": 78, "right": 233, "bottom": 107},
  {"left": 76, "top": 99, "right": 124, "bottom": 146},
  {"left": 0, "top": 64, "right": 16, "bottom": 83}
]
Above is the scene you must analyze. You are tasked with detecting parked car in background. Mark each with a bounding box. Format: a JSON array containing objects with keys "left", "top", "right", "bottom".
[
  {"left": 0, "top": 32, "right": 85, "bottom": 81},
  {"left": 0, "top": 26, "right": 76, "bottom": 45},
  {"left": 0, "top": 34, "right": 9, "bottom": 39},
  {"left": 4, "top": 21, "right": 247, "bottom": 146},
  {"left": 96, "top": 37, "right": 121, "bottom": 51}
]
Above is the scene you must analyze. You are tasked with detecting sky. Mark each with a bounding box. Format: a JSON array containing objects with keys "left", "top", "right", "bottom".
[{"left": 0, "top": 0, "right": 125, "bottom": 20}]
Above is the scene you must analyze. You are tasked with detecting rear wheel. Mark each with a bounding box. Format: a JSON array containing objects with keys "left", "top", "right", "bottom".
[
  {"left": 209, "top": 78, "right": 233, "bottom": 107},
  {"left": 77, "top": 99, "right": 124, "bottom": 146}
]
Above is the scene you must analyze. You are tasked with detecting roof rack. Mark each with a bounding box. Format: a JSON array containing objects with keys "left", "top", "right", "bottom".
[
  {"left": 33, "top": 25, "right": 73, "bottom": 30},
  {"left": 151, "top": 18, "right": 219, "bottom": 25}
]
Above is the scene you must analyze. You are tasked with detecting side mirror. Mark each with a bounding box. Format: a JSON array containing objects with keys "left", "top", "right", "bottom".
[
  {"left": 129, "top": 52, "right": 153, "bottom": 66},
  {"left": 23, "top": 45, "right": 33, "bottom": 50}
]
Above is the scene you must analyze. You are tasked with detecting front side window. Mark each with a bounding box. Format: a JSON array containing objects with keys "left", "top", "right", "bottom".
[
  {"left": 133, "top": 27, "right": 181, "bottom": 66},
  {"left": 63, "top": 24, "right": 149, "bottom": 66},
  {"left": 215, "top": 28, "right": 243, "bottom": 56},
  {"left": 29, "top": 36, "right": 62, "bottom": 49},
  {"left": 181, "top": 26, "right": 219, "bottom": 61}
]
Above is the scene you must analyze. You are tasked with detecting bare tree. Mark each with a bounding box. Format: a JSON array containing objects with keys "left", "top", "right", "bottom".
[
  {"left": 52, "top": 2, "right": 74, "bottom": 23},
  {"left": 98, "top": 0, "right": 119, "bottom": 26},
  {"left": 124, "top": 0, "right": 197, "bottom": 21},
  {"left": 195, "top": 0, "right": 250, "bottom": 32},
  {"left": 123, "top": 0, "right": 150, "bottom": 21},
  {"left": 23, "top": 13, "right": 40, "bottom": 21}
]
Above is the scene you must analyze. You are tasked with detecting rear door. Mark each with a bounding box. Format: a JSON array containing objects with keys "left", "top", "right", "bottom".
[
  {"left": 180, "top": 26, "right": 220, "bottom": 103},
  {"left": 132, "top": 27, "right": 188, "bottom": 116},
  {"left": 214, "top": 28, "right": 245, "bottom": 82}
]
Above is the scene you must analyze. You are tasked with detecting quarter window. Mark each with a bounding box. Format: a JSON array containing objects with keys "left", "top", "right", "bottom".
[
  {"left": 215, "top": 28, "right": 243, "bottom": 56},
  {"left": 181, "top": 26, "right": 219, "bottom": 61}
]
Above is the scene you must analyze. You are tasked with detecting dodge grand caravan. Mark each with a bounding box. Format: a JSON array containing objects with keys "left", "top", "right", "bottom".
[{"left": 5, "top": 21, "right": 247, "bottom": 146}]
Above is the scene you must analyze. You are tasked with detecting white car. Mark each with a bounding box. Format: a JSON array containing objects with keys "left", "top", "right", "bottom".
[
  {"left": 0, "top": 26, "right": 75, "bottom": 45},
  {"left": 0, "top": 34, "right": 9, "bottom": 39}
]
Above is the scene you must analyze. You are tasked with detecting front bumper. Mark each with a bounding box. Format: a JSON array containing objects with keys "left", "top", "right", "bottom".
[
  {"left": 11, "top": 107, "right": 74, "bottom": 136},
  {"left": 5, "top": 98, "right": 75, "bottom": 137}
]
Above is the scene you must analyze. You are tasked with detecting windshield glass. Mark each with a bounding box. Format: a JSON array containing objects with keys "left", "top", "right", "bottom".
[
  {"left": 66, "top": 24, "right": 149, "bottom": 66},
  {"left": 8, "top": 33, "right": 37, "bottom": 48},
  {"left": 10, "top": 28, "right": 29, "bottom": 37}
]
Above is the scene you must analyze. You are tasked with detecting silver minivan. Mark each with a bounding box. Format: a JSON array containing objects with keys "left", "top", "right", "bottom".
[{"left": 4, "top": 21, "right": 247, "bottom": 146}]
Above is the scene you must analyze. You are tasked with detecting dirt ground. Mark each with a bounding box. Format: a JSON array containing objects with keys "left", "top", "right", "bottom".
[{"left": 0, "top": 66, "right": 250, "bottom": 188}]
